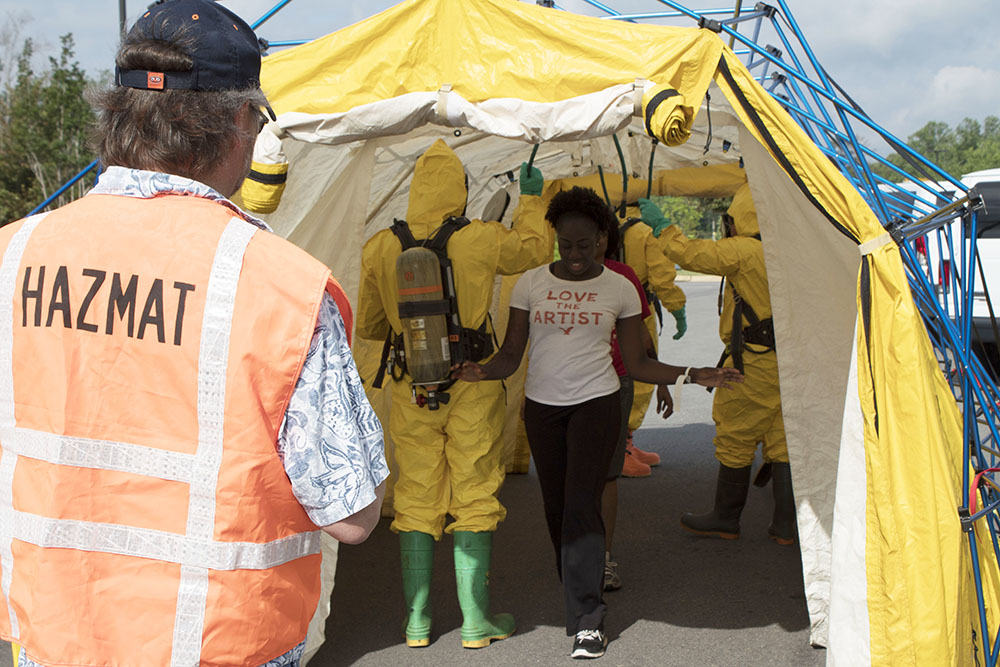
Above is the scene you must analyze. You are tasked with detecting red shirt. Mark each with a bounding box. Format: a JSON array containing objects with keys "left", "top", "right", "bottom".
[{"left": 604, "top": 258, "right": 651, "bottom": 377}]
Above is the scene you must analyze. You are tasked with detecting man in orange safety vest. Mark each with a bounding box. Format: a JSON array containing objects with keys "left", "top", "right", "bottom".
[{"left": 0, "top": 1, "right": 387, "bottom": 665}]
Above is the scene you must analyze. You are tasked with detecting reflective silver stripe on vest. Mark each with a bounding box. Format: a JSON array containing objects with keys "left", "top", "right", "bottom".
[
  {"left": 172, "top": 217, "right": 257, "bottom": 667},
  {"left": 0, "top": 212, "right": 47, "bottom": 638},
  {"left": 2, "top": 426, "right": 196, "bottom": 483},
  {"left": 10, "top": 511, "right": 320, "bottom": 570}
]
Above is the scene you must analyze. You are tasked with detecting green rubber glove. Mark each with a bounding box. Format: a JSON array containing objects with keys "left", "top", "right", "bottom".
[
  {"left": 637, "top": 198, "right": 672, "bottom": 237},
  {"left": 670, "top": 306, "right": 687, "bottom": 340},
  {"left": 519, "top": 162, "right": 543, "bottom": 196}
]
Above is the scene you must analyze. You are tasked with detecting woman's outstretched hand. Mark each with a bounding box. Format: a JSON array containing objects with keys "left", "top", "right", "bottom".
[
  {"left": 691, "top": 366, "right": 744, "bottom": 389},
  {"left": 451, "top": 361, "right": 487, "bottom": 382},
  {"left": 656, "top": 384, "right": 674, "bottom": 419}
]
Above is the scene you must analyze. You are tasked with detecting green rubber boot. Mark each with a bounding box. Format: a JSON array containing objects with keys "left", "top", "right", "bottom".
[
  {"left": 453, "top": 531, "right": 515, "bottom": 649},
  {"left": 400, "top": 531, "right": 434, "bottom": 647}
]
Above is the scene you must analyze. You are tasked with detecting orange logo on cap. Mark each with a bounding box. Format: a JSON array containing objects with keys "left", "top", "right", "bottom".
[
  {"left": 192, "top": 13, "right": 199, "bottom": 20},
  {"left": 147, "top": 72, "right": 164, "bottom": 90}
]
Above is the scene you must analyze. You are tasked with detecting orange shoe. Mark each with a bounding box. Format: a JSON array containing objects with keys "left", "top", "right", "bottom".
[
  {"left": 626, "top": 435, "right": 660, "bottom": 467},
  {"left": 621, "top": 448, "right": 652, "bottom": 478}
]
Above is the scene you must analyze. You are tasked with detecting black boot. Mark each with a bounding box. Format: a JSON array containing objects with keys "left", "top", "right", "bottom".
[
  {"left": 680, "top": 463, "right": 751, "bottom": 539},
  {"left": 768, "top": 462, "right": 797, "bottom": 545}
]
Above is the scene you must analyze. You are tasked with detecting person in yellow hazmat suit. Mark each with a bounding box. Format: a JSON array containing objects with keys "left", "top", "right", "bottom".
[
  {"left": 637, "top": 184, "right": 796, "bottom": 545},
  {"left": 356, "top": 139, "right": 549, "bottom": 649},
  {"left": 617, "top": 209, "right": 688, "bottom": 475}
]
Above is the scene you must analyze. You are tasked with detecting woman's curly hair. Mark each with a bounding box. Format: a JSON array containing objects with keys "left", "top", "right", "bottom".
[{"left": 545, "top": 186, "right": 618, "bottom": 239}]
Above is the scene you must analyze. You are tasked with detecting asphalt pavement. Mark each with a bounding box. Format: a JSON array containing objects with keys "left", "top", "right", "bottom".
[{"left": 1, "top": 280, "right": 826, "bottom": 667}]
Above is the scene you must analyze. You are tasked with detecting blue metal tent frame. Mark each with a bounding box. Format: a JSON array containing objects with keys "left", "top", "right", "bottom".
[{"left": 31, "top": 1, "right": 1000, "bottom": 659}]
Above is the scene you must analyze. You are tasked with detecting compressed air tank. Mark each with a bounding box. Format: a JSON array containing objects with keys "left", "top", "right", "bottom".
[{"left": 396, "top": 247, "right": 451, "bottom": 384}]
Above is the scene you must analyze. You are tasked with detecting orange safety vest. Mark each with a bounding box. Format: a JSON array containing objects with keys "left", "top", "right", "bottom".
[{"left": 0, "top": 193, "right": 350, "bottom": 666}]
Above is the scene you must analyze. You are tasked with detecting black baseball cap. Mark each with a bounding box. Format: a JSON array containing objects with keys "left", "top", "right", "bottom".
[{"left": 115, "top": 0, "right": 276, "bottom": 119}]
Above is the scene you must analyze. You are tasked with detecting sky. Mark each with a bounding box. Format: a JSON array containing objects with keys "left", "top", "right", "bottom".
[{"left": 5, "top": 0, "right": 998, "bottom": 146}]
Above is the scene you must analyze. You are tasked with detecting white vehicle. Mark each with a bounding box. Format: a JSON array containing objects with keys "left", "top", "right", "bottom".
[{"left": 905, "top": 168, "right": 1000, "bottom": 371}]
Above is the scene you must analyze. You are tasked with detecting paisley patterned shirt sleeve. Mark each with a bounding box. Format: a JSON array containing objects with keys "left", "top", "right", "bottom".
[{"left": 277, "top": 292, "right": 389, "bottom": 527}]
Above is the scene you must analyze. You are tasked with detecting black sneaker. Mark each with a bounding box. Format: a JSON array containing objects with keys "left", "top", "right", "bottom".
[{"left": 571, "top": 629, "right": 607, "bottom": 659}]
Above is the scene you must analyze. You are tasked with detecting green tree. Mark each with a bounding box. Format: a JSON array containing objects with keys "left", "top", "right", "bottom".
[
  {"left": 650, "top": 195, "right": 732, "bottom": 239},
  {"left": 874, "top": 116, "right": 1000, "bottom": 183},
  {"left": 0, "top": 32, "right": 95, "bottom": 223}
]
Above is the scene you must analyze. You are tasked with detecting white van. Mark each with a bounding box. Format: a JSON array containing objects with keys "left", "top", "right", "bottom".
[{"left": 907, "top": 168, "right": 1000, "bottom": 371}]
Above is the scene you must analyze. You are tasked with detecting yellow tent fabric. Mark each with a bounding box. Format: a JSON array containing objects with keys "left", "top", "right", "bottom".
[
  {"left": 244, "top": 0, "right": 999, "bottom": 663},
  {"left": 262, "top": 0, "right": 722, "bottom": 119}
]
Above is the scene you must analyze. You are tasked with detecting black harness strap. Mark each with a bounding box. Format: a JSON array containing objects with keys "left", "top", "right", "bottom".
[
  {"left": 391, "top": 218, "right": 420, "bottom": 250},
  {"left": 617, "top": 218, "right": 642, "bottom": 262},
  {"left": 375, "top": 217, "right": 493, "bottom": 393},
  {"left": 729, "top": 284, "right": 775, "bottom": 373},
  {"left": 372, "top": 333, "right": 393, "bottom": 389},
  {"left": 398, "top": 300, "right": 452, "bottom": 318},
  {"left": 716, "top": 236, "right": 775, "bottom": 375}
]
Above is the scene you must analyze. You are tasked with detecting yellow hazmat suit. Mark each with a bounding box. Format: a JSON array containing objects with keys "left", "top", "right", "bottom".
[
  {"left": 620, "top": 209, "right": 687, "bottom": 432},
  {"left": 654, "top": 184, "right": 786, "bottom": 467},
  {"left": 356, "top": 139, "right": 548, "bottom": 537}
]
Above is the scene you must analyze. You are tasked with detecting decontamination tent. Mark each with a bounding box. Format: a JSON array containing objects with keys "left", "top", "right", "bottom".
[{"left": 244, "top": 0, "right": 999, "bottom": 663}]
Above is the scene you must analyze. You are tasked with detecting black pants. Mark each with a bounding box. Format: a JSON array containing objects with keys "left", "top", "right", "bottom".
[
  {"left": 607, "top": 375, "right": 634, "bottom": 479},
  {"left": 524, "top": 391, "right": 621, "bottom": 635}
]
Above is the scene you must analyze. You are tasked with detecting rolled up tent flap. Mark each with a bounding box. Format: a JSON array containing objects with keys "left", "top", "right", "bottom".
[{"left": 241, "top": 127, "right": 289, "bottom": 214}]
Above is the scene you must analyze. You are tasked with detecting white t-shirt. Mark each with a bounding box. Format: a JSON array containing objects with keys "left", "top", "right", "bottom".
[{"left": 511, "top": 264, "right": 642, "bottom": 406}]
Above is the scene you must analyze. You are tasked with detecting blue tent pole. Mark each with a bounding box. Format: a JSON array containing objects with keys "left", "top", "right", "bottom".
[
  {"left": 252, "top": 0, "right": 294, "bottom": 31},
  {"left": 711, "top": 25, "right": 965, "bottom": 191},
  {"left": 762, "top": 20, "right": 889, "bottom": 220},
  {"left": 772, "top": 77, "right": 846, "bottom": 168},
  {"left": 767, "top": 93, "right": 929, "bottom": 201},
  {"left": 771, "top": 0, "right": 837, "bottom": 97},
  {"left": 767, "top": 21, "right": 845, "bottom": 171},
  {"left": 968, "top": 530, "right": 994, "bottom": 665},
  {"left": 264, "top": 40, "right": 309, "bottom": 48},
  {"left": 767, "top": 3, "right": 891, "bottom": 223},
  {"left": 942, "top": 226, "right": 963, "bottom": 327},
  {"left": 578, "top": 0, "right": 629, "bottom": 19},
  {"left": 27, "top": 159, "right": 99, "bottom": 217}
]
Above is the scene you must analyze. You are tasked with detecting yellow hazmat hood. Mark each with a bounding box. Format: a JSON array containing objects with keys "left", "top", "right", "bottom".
[
  {"left": 728, "top": 183, "right": 759, "bottom": 237},
  {"left": 406, "top": 139, "right": 467, "bottom": 237}
]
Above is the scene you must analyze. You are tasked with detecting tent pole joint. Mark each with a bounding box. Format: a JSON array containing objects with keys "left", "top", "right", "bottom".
[
  {"left": 754, "top": 2, "right": 778, "bottom": 19},
  {"left": 698, "top": 17, "right": 723, "bottom": 32},
  {"left": 960, "top": 505, "right": 975, "bottom": 533}
]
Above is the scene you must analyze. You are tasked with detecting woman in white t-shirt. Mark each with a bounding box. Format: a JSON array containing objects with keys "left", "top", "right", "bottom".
[{"left": 452, "top": 186, "right": 741, "bottom": 660}]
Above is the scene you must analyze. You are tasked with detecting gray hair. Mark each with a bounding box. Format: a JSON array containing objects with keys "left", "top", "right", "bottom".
[{"left": 88, "top": 24, "right": 267, "bottom": 183}]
